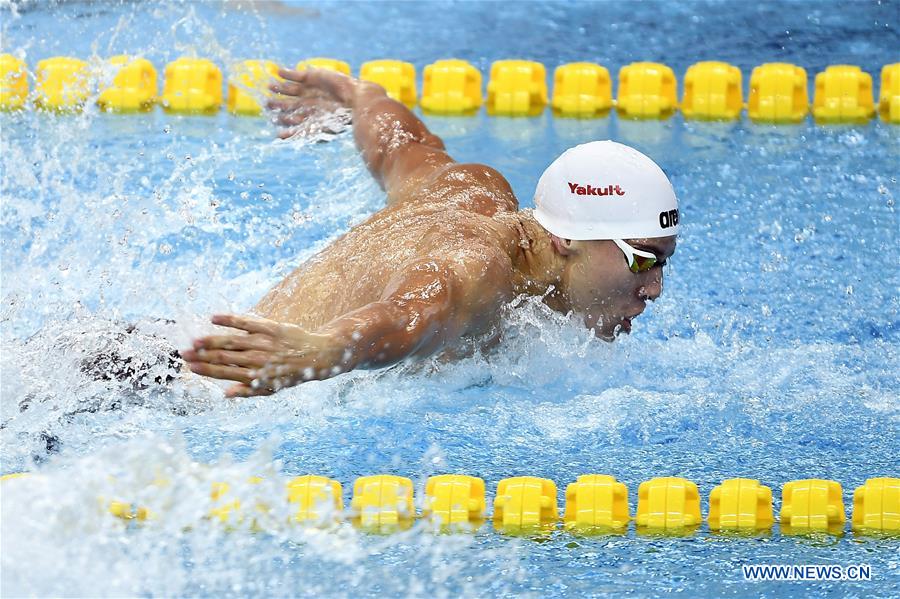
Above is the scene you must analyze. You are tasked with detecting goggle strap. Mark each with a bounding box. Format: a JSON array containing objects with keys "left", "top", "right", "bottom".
[{"left": 613, "top": 239, "right": 658, "bottom": 273}]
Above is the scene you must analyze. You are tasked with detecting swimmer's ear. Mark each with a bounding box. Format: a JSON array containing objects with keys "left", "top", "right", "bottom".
[{"left": 550, "top": 234, "right": 576, "bottom": 256}]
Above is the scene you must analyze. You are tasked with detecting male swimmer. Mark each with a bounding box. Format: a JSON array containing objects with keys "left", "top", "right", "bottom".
[{"left": 180, "top": 68, "right": 679, "bottom": 397}]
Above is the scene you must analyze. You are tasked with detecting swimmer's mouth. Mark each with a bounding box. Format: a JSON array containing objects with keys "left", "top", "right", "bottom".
[{"left": 619, "top": 307, "right": 645, "bottom": 334}]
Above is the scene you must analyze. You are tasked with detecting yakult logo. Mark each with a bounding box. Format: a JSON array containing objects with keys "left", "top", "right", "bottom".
[{"left": 568, "top": 182, "right": 625, "bottom": 197}]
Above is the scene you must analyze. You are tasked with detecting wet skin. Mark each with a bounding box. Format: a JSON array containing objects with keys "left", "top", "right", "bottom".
[{"left": 181, "top": 68, "right": 676, "bottom": 397}]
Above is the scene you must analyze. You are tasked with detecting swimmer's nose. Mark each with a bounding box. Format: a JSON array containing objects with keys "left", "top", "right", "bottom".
[{"left": 639, "top": 270, "right": 663, "bottom": 301}]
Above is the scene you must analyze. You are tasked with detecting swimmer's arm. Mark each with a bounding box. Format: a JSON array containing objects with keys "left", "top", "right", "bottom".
[
  {"left": 349, "top": 80, "right": 454, "bottom": 195},
  {"left": 182, "top": 260, "right": 475, "bottom": 397},
  {"left": 322, "top": 250, "right": 510, "bottom": 375},
  {"left": 316, "top": 260, "right": 462, "bottom": 371},
  {"left": 270, "top": 68, "right": 453, "bottom": 196}
]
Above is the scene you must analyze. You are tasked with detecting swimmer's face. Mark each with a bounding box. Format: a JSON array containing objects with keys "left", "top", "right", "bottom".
[{"left": 557, "top": 236, "right": 676, "bottom": 340}]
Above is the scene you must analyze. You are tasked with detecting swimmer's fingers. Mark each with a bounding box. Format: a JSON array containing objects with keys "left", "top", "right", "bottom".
[
  {"left": 277, "top": 68, "right": 307, "bottom": 84},
  {"left": 278, "top": 126, "right": 331, "bottom": 140},
  {"left": 277, "top": 127, "right": 302, "bottom": 140},
  {"left": 185, "top": 362, "right": 255, "bottom": 385},
  {"left": 266, "top": 97, "right": 300, "bottom": 113},
  {"left": 191, "top": 333, "right": 275, "bottom": 352},
  {"left": 277, "top": 118, "right": 351, "bottom": 140},
  {"left": 272, "top": 101, "right": 329, "bottom": 126},
  {"left": 277, "top": 67, "right": 355, "bottom": 104},
  {"left": 277, "top": 110, "right": 331, "bottom": 128},
  {"left": 211, "top": 314, "right": 279, "bottom": 336},
  {"left": 269, "top": 80, "right": 332, "bottom": 100},
  {"left": 224, "top": 383, "right": 274, "bottom": 398},
  {"left": 269, "top": 80, "right": 306, "bottom": 98},
  {"left": 180, "top": 349, "right": 271, "bottom": 368}
]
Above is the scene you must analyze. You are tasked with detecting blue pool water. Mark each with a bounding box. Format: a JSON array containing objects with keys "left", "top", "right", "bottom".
[{"left": 1, "top": 1, "right": 898, "bottom": 596}]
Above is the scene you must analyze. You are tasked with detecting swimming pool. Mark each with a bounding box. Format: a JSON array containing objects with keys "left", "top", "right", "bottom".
[{"left": 1, "top": 0, "right": 898, "bottom": 596}]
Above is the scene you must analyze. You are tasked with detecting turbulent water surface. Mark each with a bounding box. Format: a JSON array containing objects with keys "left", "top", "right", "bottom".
[{"left": 1, "top": 1, "right": 898, "bottom": 597}]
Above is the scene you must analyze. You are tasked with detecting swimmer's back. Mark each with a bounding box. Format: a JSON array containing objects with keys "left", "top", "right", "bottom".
[{"left": 254, "top": 168, "right": 520, "bottom": 331}]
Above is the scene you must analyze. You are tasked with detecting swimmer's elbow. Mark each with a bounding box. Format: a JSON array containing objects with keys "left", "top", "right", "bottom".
[
  {"left": 320, "top": 264, "right": 461, "bottom": 370},
  {"left": 358, "top": 302, "right": 453, "bottom": 368},
  {"left": 322, "top": 297, "right": 455, "bottom": 371}
]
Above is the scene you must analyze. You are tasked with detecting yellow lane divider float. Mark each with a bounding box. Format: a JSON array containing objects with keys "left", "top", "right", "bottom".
[
  {"left": 227, "top": 60, "right": 280, "bottom": 116},
  {"left": 879, "top": 63, "right": 900, "bottom": 123},
  {"left": 2, "top": 472, "right": 898, "bottom": 536},
  {"left": 288, "top": 474, "right": 344, "bottom": 523},
  {"left": 424, "top": 474, "right": 486, "bottom": 526},
  {"left": 635, "top": 476, "right": 702, "bottom": 531},
  {"left": 161, "top": 57, "right": 222, "bottom": 114},
  {"left": 360, "top": 59, "right": 417, "bottom": 109},
  {"left": 682, "top": 61, "right": 743, "bottom": 121},
  {"left": 780, "top": 478, "right": 847, "bottom": 535},
  {"left": 813, "top": 64, "right": 875, "bottom": 124},
  {"left": 748, "top": 62, "right": 809, "bottom": 123},
  {"left": 97, "top": 55, "right": 157, "bottom": 112},
  {"left": 853, "top": 477, "right": 900, "bottom": 533},
  {"left": 493, "top": 476, "right": 558, "bottom": 529},
  {"left": 0, "top": 54, "right": 29, "bottom": 110},
  {"left": 708, "top": 478, "right": 774, "bottom": 531},
  {"left": 486, "top": 59, "right": 548, "bottom": 116},
  {"left": 351, "top": 474, "right": 415, "bottom": 529},
  {"left": 564, "top": 474, "right": 629, "bottom": 530},
  {"left": 421, "top": 59, "right": 482, "bottom": 115},
  {"left": 616, "top": 61, "right": 678, "bottom": 119},
  {"left": 0, "top": 54, "right": 897, "bottom": 123},
  {"left": 34, "top": 56, "right": 91, "bottom": 111},
  {"left": 551, "top": 62, "right": 612, "bottom": 118}
]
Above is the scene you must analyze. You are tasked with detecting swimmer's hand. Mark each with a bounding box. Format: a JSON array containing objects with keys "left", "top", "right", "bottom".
[
  {"left": 267, "top": 67, "right": 356, "bottom": 139},
  {"left": 181, "top": 314, "right": 345, "bottom": 398}
]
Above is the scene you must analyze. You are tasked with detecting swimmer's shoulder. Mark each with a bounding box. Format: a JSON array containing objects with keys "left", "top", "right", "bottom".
[
  {"left": 442, "top": 162, "right": 519, "bottom": 213},
  {"left": 404, "top": 161, "right": 518, "bottom": 216}
]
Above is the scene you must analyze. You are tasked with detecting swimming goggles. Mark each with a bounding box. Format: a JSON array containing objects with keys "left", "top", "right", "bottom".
[{"left": 612, "top": 239, "right": 661, "bottom": 273}]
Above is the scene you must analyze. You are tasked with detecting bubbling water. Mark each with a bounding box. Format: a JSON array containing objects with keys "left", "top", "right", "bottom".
[{"left": 1, "top": 436, "right": 529, "bottom": 598}]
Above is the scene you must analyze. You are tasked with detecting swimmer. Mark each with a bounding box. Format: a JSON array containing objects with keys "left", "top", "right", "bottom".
[{"left": 181, "top": 67, "right": 679, "bottom": 397}]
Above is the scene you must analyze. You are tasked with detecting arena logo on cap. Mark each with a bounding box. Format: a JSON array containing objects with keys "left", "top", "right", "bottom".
[
  {"left": 659, "top": 208, "right": 679, "bottom": 229},
  {"left": 567, "top": 182, "right": 625, "bottom": 197}
]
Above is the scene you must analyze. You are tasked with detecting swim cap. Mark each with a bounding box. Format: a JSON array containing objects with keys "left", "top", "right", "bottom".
[{"left": 533, "top": 140, "right": 680, "bottom": 240}]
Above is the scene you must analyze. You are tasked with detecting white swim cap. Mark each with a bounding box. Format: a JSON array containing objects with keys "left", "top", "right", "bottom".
[{"left": 533, "top": 140, "right": 680, "bottom": 240}]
